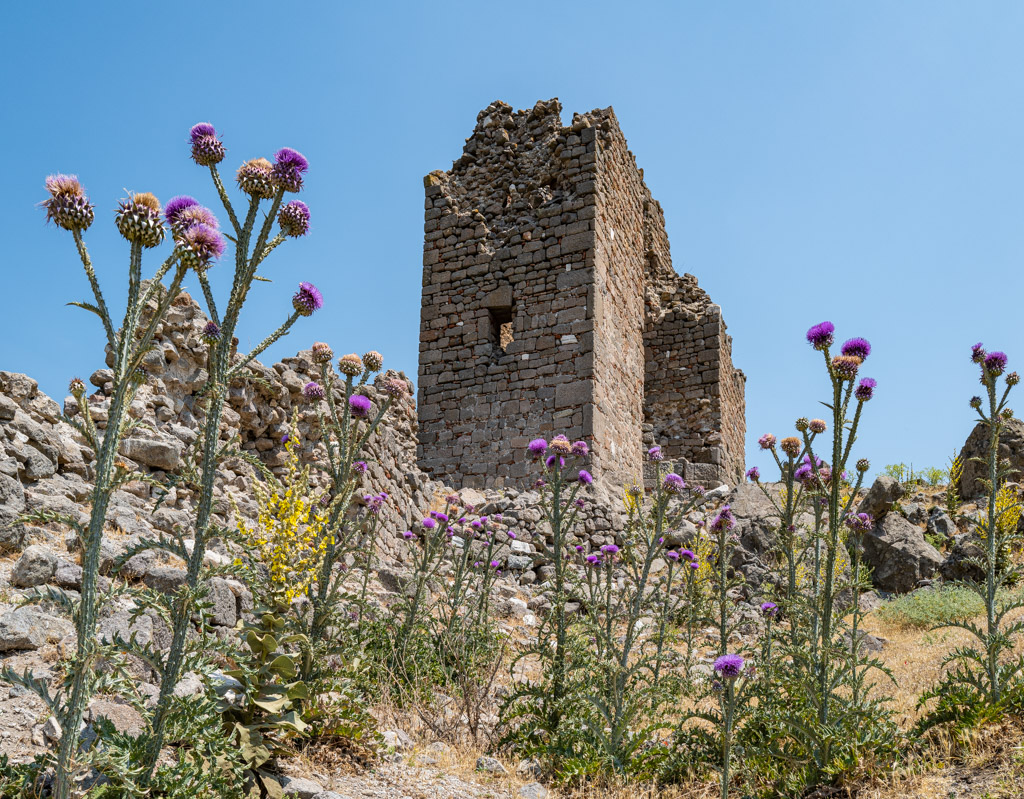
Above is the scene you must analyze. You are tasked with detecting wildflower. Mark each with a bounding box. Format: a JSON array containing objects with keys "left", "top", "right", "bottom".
[
  {"left": 663, "top": 473, "right": 686, "bottom": 494},
  {"left": 236, "top": 157, "right": 276, "bottom": 198},
  {"left": 280, "top": 434, "right": 290, "bottom": 444},
  {"left": 972, "top": 342, "right": 986, "bottom": 363},
  {"left": 985, "top": 351, "right": 1008, "bottom": 377},
  {"left": 349, "top": 394, "right": 372, "bottom": 418},
  {"left": 545, "top": 455, "right": 565, "bottom": 468},
  {"left": 43, "top": 174, "right": 95, "bottom": 231},
  {"left": 601, "top": 544, "right": 620, "bottom": 555},
  {"left": 831, "top": 355, "right": 861, "bottom": 380},
  {"left": 713, "top": 653, "right": 745, "bottom": 679},
  {"left": 745, "top": 466, "right": 760, "bottom": 482},
  {"left": 311, "top": 341, "right": 333, "bottom": 363},
  {"left": 178, "top": 223, "right": 226, "bottom": 269},
  {"left": 507, "top": 531, "right": 517, "bottom": 539},
  {"left": 689, "top": 561, "right": 700, "bottom": 570},
  {"left": 572, "top": 440, "right": 589, "bottom": 457},
  {"left": 278, "top": 200, "right": 310, "bottom": 237},
  {"left": 1009, "top": 372, "right": 1021, "bottom": 387},
  {"left": 780, "top": 437, "right": 801, "bottom": 457},
  {"left": 575, "top": 498, "right": 586, "bottom": 509},
  {"left": 549, "top": 435, "right": 572, "bottom": 456},
  {"left": 116, "top": 192, "right": 165, "bottom": 248},
  {"left": 190, "top": 122, "right": 225, "bottom": 166},
  {"left": 202, "top": 321, "right": 221, "bottom": 343},
  {"left": 302, "top": 381, "right": 325, "bottom": 401},
  {"left": 758, "top": 433, "right": 776, "bottom": 450},
  {"left": 841, "top": 337, "right": 871, "bottom": 360},
  {"left": 809, "top": 419, "right": 827, "bottom": 434},
  {"left": 353, "top": 461, "right": 367, "bottom": 474},
  {"left": 362, "top": 351, "right": 384, "bottom": 372},
  {"left": 292, "top": 282, "right": 323, "bottom": 316},
  {"left": 795, "top": 418, "right": 809, "bottom": 432},
  {"left": 272, "top": 147, "right": 309, "bottom": 192},
  {"left": 627, "top": 482, "right": 644, "bottom": 498},
  {"left": 586, "top": 554, "right": 601, "bottom": 565},
  {"left": 430, "top": 511, "right": 449, "bottom": 522},
  {"left": 577, "top": 469, "right": 593, "bottom": 485},
  {"left": 680, "top": 549, "right": 696, "bottom": 560},
  {"left": 710, "top": 506, "right": 735, "bottom": 532},
  {"left": 490, "top": 559, "right": 500, "bottom": 569},
  {"left": 528, "top": 438, "right": 547, "bottom": 457},
  {"left": 648, "top": 446, "right": 663, "bottom": 461},
  {"left": 445, "top": 493, "right": 461, "bottom": 506},
  {"left": 970, "top": 396, "right": 983, "bottom": 410},
  {"left": 337, "top": 353, "right": 363, "bottom": 376},
  {"left": 667, "top": 550, "right": 680, "bottom": 561},
  {"left": 164, "top": 195, "right": 200, "bottom": 227},
  {"left": 69, "top": 377, "right": 86, "bottom": 398},
  {"left": 806, "top": 321, "right": 835, "bottom": 350},
  {"left": 378, "top": 377, "right": 405, "bottom": 399},
  {"left": 856, "top": 458, "right": 870, "bottom": 472},
  {"left": 760, "top": 602, "right": 779, "bottom": 618},
  {"left": 845, "top": 512, "right": 874, "bottom": 533},
  {"left": 855, "top": 377, "right": 876, "bottom": 401},
  {"left": 422, "top": 518, "right": 437, "bottom": 530},
  {"left": 534, "top": 479, "right": 546, "bottom": 489},
  {"left": 402, "top": 530, "right": 415, "bottom": 540}
]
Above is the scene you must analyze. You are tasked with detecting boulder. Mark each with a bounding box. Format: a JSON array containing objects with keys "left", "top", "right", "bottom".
[
  {"left": 0, "top": 607, "right": 73, "bottom": 651},
  {"left": 862, "top": 514, "right": 943, "bottom": 593},
  {"left": 476, "top": 756, "right": 508, "bottom": 775},
  {"left": 958, "top": 417, "right": 1024, "bottom": 499},
  {"left": 940, "top": 535, "right": 986, "bottom": 582},
  {"left": 10, "top": 544, "right": 58, "bottom": 587},
  {"left": 118, "top": 435, "right": 184, "bottom": 472},
  {"left": 858, "top": 476, "right": 904, "bottom": 519},
  {"left": 927, "top": 508, "right": 958, "bottom": 539},
  {"left": 279, "top": 776, "right": 324, "bottom": 799}
]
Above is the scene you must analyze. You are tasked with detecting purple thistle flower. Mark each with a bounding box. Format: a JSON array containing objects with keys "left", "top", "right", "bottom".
[
  {"left": 572, "top": 440, "right": 589, "bottom": 457},
  {"left": 806, "top": 321, "right": 835, "bottom": 350},
  {"left": 689, "top": 561, "right": 700, "bottom": 570},
  {"left": 577, "top": 469, "right": 593, "bottom": 485},
  {"left": 279, "top": 200, "right": 310, "bottom": 237},
  {"left": 575, "top": 497, "right": 586, "bottom": 509},
  {"left": 292, "top": 281, "right": 323, "bottom": 316},
  {"left": 841, "top": 337, "right": 871, "bottom": 360},
  {"left": 178, "top": 223, "right": 226, "bottom": 269},
  {"left": 42, "top": 174, "right": 95, "bottom": 231},
  {"left": 272, "top": 147, "right": 309, "bottom": 193},
  {"left": 713, "top": 653, "right": 745, "bottom": 678},
  {"left": 164, "top": 195, "right": 200, "bottom": 226},
  {"left": 760, "top": 602, "right": 778, "bottom": 618},
  {"left": 422, "top": 518, "right": 437, "bottom": 529},
  {"left": 490, "top": 559, "right": 500, "bottom": 569},
  {"left": 680, "top": 549, "right": 696, "bottom": 560},
  {"left": 349, "top": 394, "right": 372, "bottom": 418},
  {"left": 586, "top": 554, "right": 601, "bottom": 565},
  {"left": 758, "top": 433, "right": 776, "bottom": 450},
  {"left": 430, "top": 511, "right": 449, "bottom": 522},
  {"left": 202, "top": 321, "right": 221, "bottom": 343},
  {"left": 648, "top": 446, "right": 664, "bottom": 462},
  {"left": 302, "top": 381, "right": 325, "bottom": 401},
  {"left": 353, "top": 461, "right": 367, "bottom": 474},
  {"left": 402, "top": 530, "right": 415, "bottom": 540},
  {"left": 545, "top": 455, "right": 565, "bottom": 469},
  {"left": 745, "top": 466, "right": 760, "bottom": 482},
  {"left": 534, "top": 479, "right": 546, "bottom": 489},
  {"left": 663, "top": 473, "right": 686, "bottom": 494},
  {"left": 507, "top": 531, "right": 517, "bottom": 539},
  {"left": 972, "top": 342, "right": 986, "bottom": 363},
  {"left": 710, "top": 505, "right": 735, "bottom": 532},
  {"left": 985, "top": 351, "right": 1008, "bottom": 376},
  {"left": 601, "top": 544, "right": 620, "bottom": 555},
  {"left": 189, "top": 123, "right": 225, "bottom": 166},
  {"left": 528, "top": 438, "right": 547, "bottom": 456},
  {"left": 845, "top": 512, "right": 874, "bottom": 533},
  {"left": 667, "top": 550, "right": 680, "bottom": 561},
  {"left": 855, "top": 377, "right": 877, "bottom": 402}
]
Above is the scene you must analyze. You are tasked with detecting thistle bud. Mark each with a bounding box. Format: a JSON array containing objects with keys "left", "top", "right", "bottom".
[
  {"left": 116, "top": 192, "right": 165, "bottom": 248},
  {"left": 278, "top": 200, "right": 310, "bottom": 237},
  {"left": 856, "top": 458, "right": 870, "bottom": 473},
  {"left": 780, "top": 437, "right": 801, "bottom": 457},
  {"left": 795, "top": 418, "right": 809, "bottom": 432},
  {"left": 1002, "top": 408, "right": 1015, "bottom": 420},
  {"left": 236, "top": 158, "right": 276, "bottom": 199},
  {"left": 970, "top": 396, "right": 983, "bottom": 410},
  {"left": 303, "top": 381, "right": 325, "bottom": 401},
  {"left": 338, "top": 353, "right": 363, "bottom": 376},
  {"left": 43, "top": 174, "right": 95, "bottom": 232},
  {"left": 177, "top": 223, "right": 226, "bottom": 270},
  {"left": 549, "top": 435, "right": 572, "bottom": 456},
  {"left": 382, "top": 378, "right": 407, "bottom": 398},
  {"left": 202, "top": 321, "right": 221, "bottom": 344},
  {"left": 1008, "top": 372, "right": 1021, "bottom": 387},
  {"left": 311, "top": 342, "right": 333, "bottom": 364},
  {"left": 271, "top": 148, "right": 309, "bottom": 193},
  {"left": 190, "top": 123, "right": 226, "bottom": 166},
  {"left": 131, "top": 366, "right": 148, "bottom": 385},
  {"left": 809, "top": 419, "right": 827, "bottom": 434},
  {"left": 831, "top": 355, "right": 861, "bottom": 381},
  {"left": 69, "top": 377, "right": 86, "bottom": 398},
  {"left": 362, "top": 351, "right": 384, "bottom": 372}
]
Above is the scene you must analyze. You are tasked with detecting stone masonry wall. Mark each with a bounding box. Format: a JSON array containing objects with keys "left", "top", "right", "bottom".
[{"left": 418, "top": 99, "right": 745, "bottom": 489}]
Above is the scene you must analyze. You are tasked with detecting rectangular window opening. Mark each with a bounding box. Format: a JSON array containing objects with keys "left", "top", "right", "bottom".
[{"left": 489, "top": 307, "right": 514, "bottom": 353}]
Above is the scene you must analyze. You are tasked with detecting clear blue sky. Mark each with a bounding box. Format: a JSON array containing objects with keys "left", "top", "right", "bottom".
[{"left": 3, "top": 2, "right": 1022, "bottom": 480}]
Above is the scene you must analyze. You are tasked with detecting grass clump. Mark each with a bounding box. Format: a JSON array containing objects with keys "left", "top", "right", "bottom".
[{"left": 877, "top": 586, "right": 983, "bottom": 629}]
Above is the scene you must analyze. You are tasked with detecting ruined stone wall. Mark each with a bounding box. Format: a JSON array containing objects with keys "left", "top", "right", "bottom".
[{"left": 419, "top": 99, "right": 745, "bottom": 490}]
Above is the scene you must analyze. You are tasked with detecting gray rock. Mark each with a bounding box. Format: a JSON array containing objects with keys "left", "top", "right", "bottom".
[
  {"left": 959, "top": 417, "right": 1024, "bottom": 498},
  {"left": 382, "top": 728, "right": 413, "bottom": 752},
  {"left": 520, "top": 783, "right": 549, "bottom": 799},
  {"left": 311, "top": 794, "right": 346, "bottom": 799},
  {"left": 901, "top": 502, "right": 928, "bottom": 526},
  {"left": 862, "top": 514, "right": 943, "bottom": 593},
  {"left": 119, "top": 435, "right": 184, "bottom": 471},
  {"left": 927, "top": 508, "right": 957, "bottom": 538},
  {"left": 143, "top": 566, "right": 187, "bottom": 594},
  {"left": 858, "top": 476, "right": 904, "bottom": 519},
  {"left": 941, "top": 536, "right": 986, "bottom": 582},
  {"left": 23, "top": 449, "right": 56, "bottom": 481},
  {"left": 517, "top": 758, "right": 542, "bottom": 779},
  {"left": 0, "top": 607, "right": 73, "bottom": 651},
  {"left": 279, "top": 776, "right": 324, "bottom": 799},
  {"left": 206, "top": 577, "right": 238, "bottom": 627},
  {"left": 476, "top": 756, "right": 508, "bottom": 775},
  {"left": 10, "top": 544, "right": 58, "bottom": 587}
]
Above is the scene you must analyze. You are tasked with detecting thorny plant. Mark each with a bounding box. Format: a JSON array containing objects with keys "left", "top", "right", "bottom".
[
  {"left": 918, "top": 345, "right": 1024, "bottom": 734},
  {"left": 4, "top": 170, "right": 214, "bottom": 799}
]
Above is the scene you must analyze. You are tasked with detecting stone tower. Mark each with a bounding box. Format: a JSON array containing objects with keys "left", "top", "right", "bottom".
[{"left": 417, "top": 99, "right": 745, "bottom": 489}]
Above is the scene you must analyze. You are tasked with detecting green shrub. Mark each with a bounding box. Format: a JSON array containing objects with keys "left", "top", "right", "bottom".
[{"left": 876, "top": 586, "right": 983, "bottom": 629}]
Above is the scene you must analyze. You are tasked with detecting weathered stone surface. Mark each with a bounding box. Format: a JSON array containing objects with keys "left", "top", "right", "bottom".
[
  {"left": 858, "top": 476, "right": 904, "bottom": 519},
  {"left": 958, "top": 417, "right": 1024, "bottom": 499},
  {"left": 475, "top": 755, "right": 508, "bottom": 775},
  {"left": 119, "top": 435, "right": 184, "bottom": 471},
  {"left": 0, "top": 607, "right": 72, "bottom": 651},
  {"left": 10, "top": 544, "right": 58, "bottom": 587},
  {"left": 279, "top": 776, "right": 325, "bottom": 799},
  {"left": 863, "top": 514, "right": 944, "bottom": 593},
  {"left": 940, "top": 535, "right": 986, "bottom": 582}
]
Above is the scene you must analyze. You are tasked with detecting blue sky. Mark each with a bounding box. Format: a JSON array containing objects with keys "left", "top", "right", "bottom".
[{"left": 3, "top": 2, "right": 1022, "bottom": 480}]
